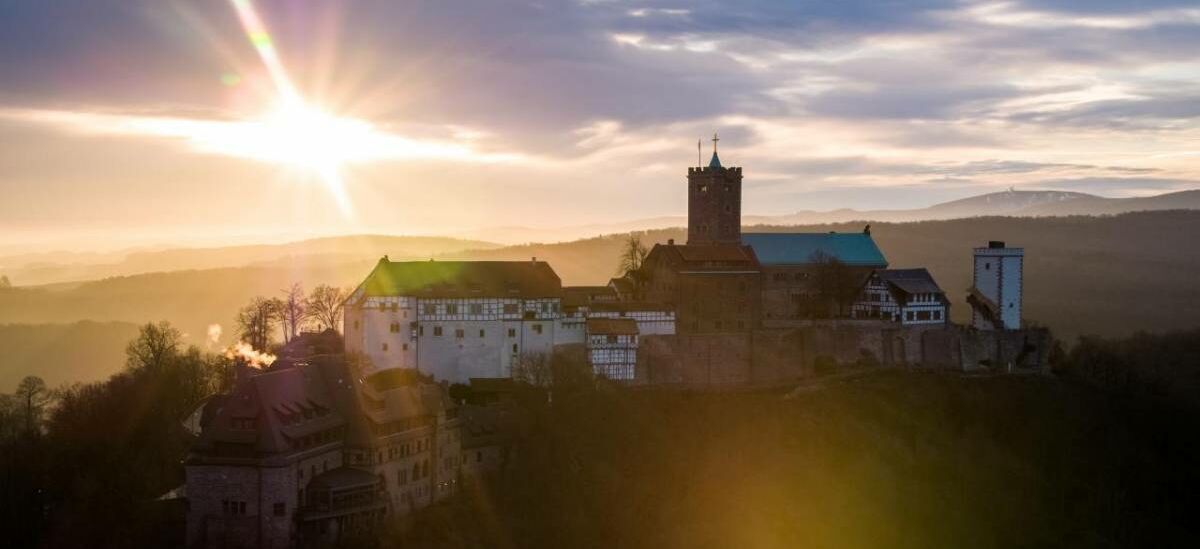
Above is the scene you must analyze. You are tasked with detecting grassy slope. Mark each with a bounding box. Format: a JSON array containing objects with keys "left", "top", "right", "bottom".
[{"left": 395, "top": 372, "right": 1198, "bottom": 549}]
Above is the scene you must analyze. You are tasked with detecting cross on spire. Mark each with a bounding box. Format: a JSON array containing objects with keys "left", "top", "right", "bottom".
[{"left": 712, "top": 132, "right": 719, "bottom": 154}]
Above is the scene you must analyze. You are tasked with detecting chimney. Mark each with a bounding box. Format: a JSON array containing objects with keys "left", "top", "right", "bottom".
[
  {"left": 668, "top": 238, "right": 675, "bottom": 245},
  {"left": 988, "top": 241, "right": 1006, "bottom": 249},
  {"left": 531, "top": 256, "right": 537, "bottom": 263}
]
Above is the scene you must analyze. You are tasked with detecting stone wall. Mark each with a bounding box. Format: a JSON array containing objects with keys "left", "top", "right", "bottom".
[
  {"left": 185, "top": 464, "right": 297, "bottom": 549},
  {"left": 634, "top": 323, "right": 1052, "bottom": 386}
]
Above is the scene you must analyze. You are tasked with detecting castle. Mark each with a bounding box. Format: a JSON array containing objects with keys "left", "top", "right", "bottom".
[
  {"left": 185, "top": 139, "right": 1048, "bottom": 548},
  {"left": 342, "top": 137, "right": 1045, "bottom": 384}
]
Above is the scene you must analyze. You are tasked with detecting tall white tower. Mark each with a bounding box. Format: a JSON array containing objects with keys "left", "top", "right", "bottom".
[{"left": 969, "top": 241, "right": 1023, "bottom": 330}]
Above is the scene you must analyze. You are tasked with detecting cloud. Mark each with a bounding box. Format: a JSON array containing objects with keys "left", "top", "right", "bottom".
[{"left": 1, "top": 0, "right": 1199, "bottom": 245}]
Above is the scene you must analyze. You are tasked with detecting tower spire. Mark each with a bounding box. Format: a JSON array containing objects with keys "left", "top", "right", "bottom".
[
  {"left": 697, "top": 138, "right": 702, "bottom": 167},
  {"left": 707, "top": 131, "right": 722, "bottom": 168}
]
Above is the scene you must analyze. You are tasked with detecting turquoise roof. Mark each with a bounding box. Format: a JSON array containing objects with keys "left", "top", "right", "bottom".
[
  {"left": 741, "top": 232, "right": 888, "bottom": 267},
  {"left": 708, "top": 151, "right": 722, "bottom": 168}
]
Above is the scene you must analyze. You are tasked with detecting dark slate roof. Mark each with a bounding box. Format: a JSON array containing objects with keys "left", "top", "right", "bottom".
[
  {"left": 608, "top": 276, "right": 636, "bottom": 294},
  {"left": 741, "top": 233, "right": 887, "bottom": 267},
  {"left": 587, "top": 318, "right": 640, "bottom": 335},
  {"left": 563, "top": 285, "right": 617, "bottom": 307},
  {"left": 646, "top": 243, "right": 760, "bottom": 270},
  {"left": 191, "top": 356, "right": 358, "bottom": 461},
  {"left": 876, "top": 268, "right": 943, "bottom": 295},
  {"left": 588, "top": 301, "right": 674, "bottom": 313},
  {"left": 356, "top": 258, "right": 561, "bottom": 299}
]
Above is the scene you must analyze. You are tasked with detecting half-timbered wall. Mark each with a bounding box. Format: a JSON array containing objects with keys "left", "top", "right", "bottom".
[
  {"left": 587, "top": 333, "right": 638, "bottom": 381},
  {"left": 348, "top": 296, "right": 562, "bottom": 382}
]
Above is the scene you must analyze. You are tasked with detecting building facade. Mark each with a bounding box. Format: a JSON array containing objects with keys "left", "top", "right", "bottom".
[
  {"left": 968, "top": 241, "right": 1024, "bottom": 330},
  {"left": 742, "top": 231, "right": 888, "bottom": 322},
  {"left": 343, "top": 259, "right": 565, "bottom": 382},
  {"left": 585, "top": 318, "right": 640, "bottom": 380},
  {"left": 184, "top": 337, "right": 477, "bottom": 549},
  {"left": 851, "top": 268, "right": 948, "bottom": 325}
]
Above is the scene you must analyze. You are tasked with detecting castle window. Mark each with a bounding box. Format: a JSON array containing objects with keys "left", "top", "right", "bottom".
[
  {"left": 424, "top": 304, "right": 436, "bottom": 315},
  {"left": 933, "top": 311, "right": 942, "bottom": 321},
  {"left": 455, "top": 328, "right": 464, "bottom": 339},
  {"left": 470, "top": 303, "right": 483, "bottom": 315},
  {"left": 479, "top": 329, "right": 486, "bottom": 338},
  {"left": 433, "top": 326, "right": 443, "bottom": 337},
  {"left": 512, "top": 343, "right": 519, "bottom": 353},
  {"left": 503, "top": 303, "right": 519, "bottom": 314},
  {"left": 533, "top": 323, "right": 544, "bottom": 334},
  {"left": 390, "top": 322, "right": 400, "bottom": 333},
  {"left": 698, "top": 184, "right": 708, "bottom": 193},
  {"left": 382, "top": 343, "right": 389, "bottom": 352},
  {"left": 508, "top": 328, "right": 516, "bottom": 338},
  {"left": 402, "top": 343, "right": 409, "bottom": 351},
  {"left": 447, "top": 304, "right": 458, "bottom": 315},
  {"left": 353, "top": 320, "right": 360, "bottom": 329}
]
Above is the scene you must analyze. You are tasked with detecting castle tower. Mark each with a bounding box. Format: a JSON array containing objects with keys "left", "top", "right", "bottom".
[
  {"left": 687, "top": 134, "right": 742, "bottom": 245},
  {"left": 969, "top": 241, "right": 1024, "bottom": 330}
]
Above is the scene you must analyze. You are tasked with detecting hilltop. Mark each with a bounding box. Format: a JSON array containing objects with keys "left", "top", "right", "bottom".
[{"left": 2, "top": 211, "right": 1198, "bottom": 386}]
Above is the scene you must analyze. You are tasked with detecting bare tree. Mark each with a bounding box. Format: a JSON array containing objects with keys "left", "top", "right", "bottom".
[
  {"left": 125, "top": 321, "right": 182, "bottom": 372},
  {"left": 511, "top": 352, "right": 553, "bottom": 387},
  {"left": 810, "top": 250, "right": 862, "bottom": 318},
  {"left": 306, "top": 285, "right": 348, "bottom": 333},
  {"left": 280, "top": 283, "right": 307, "bottom": 343},
  {"left": 617, "top": 233, "right": 649, "bottom": 276},
  {"left": 14, "top": 376, "right": 51, "bottom": 434},
  {"left": 236, "top": 297, "right": 282, "bottom": 351}
]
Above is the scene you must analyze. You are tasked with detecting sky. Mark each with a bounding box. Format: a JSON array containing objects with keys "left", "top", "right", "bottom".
[{"left": 1, "top": 0, "right": 1198, "bottom": 252}]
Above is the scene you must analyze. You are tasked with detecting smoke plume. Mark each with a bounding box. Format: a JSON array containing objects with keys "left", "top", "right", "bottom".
[
  {"left": 225, "top": 341, "right": 277, "bottom": 368},
  {"left": 206, "top": 324, "right": 222, "bottom": 349}
]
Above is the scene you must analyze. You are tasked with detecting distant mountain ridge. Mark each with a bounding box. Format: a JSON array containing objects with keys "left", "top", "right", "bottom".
[
  {"left": 2, "top": 189, "right": 1196, "bottom": 286},
  {"left": 0, "top": 235, "right": 500, "bottom": 287},
  {"left": 454, "top": 188, "right": 1200, "bottom": 243}
]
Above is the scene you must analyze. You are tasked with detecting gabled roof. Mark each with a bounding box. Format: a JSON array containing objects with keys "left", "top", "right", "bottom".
[
  {"left": 356, "top": 258, "right": 562, "bottom": 299},
  {"left": 608, "top": 276, "right": 636, "bottom": 294},
  {"left": 191, "top": 357, "right": 358, "bottom": 461},
  {"left": 587, "top": 317, "right": 640, "bottom": 335},
  {"left": 876, "top": 268, "right": 943, "bottom": 295},
  {"left": 741, "top": 232, "right": 887, "bottom": 267}
]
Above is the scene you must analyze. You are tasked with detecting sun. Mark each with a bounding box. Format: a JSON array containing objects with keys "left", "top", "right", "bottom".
[{"left": 250, "top": 98, "right": 367, "bottom": 213}]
